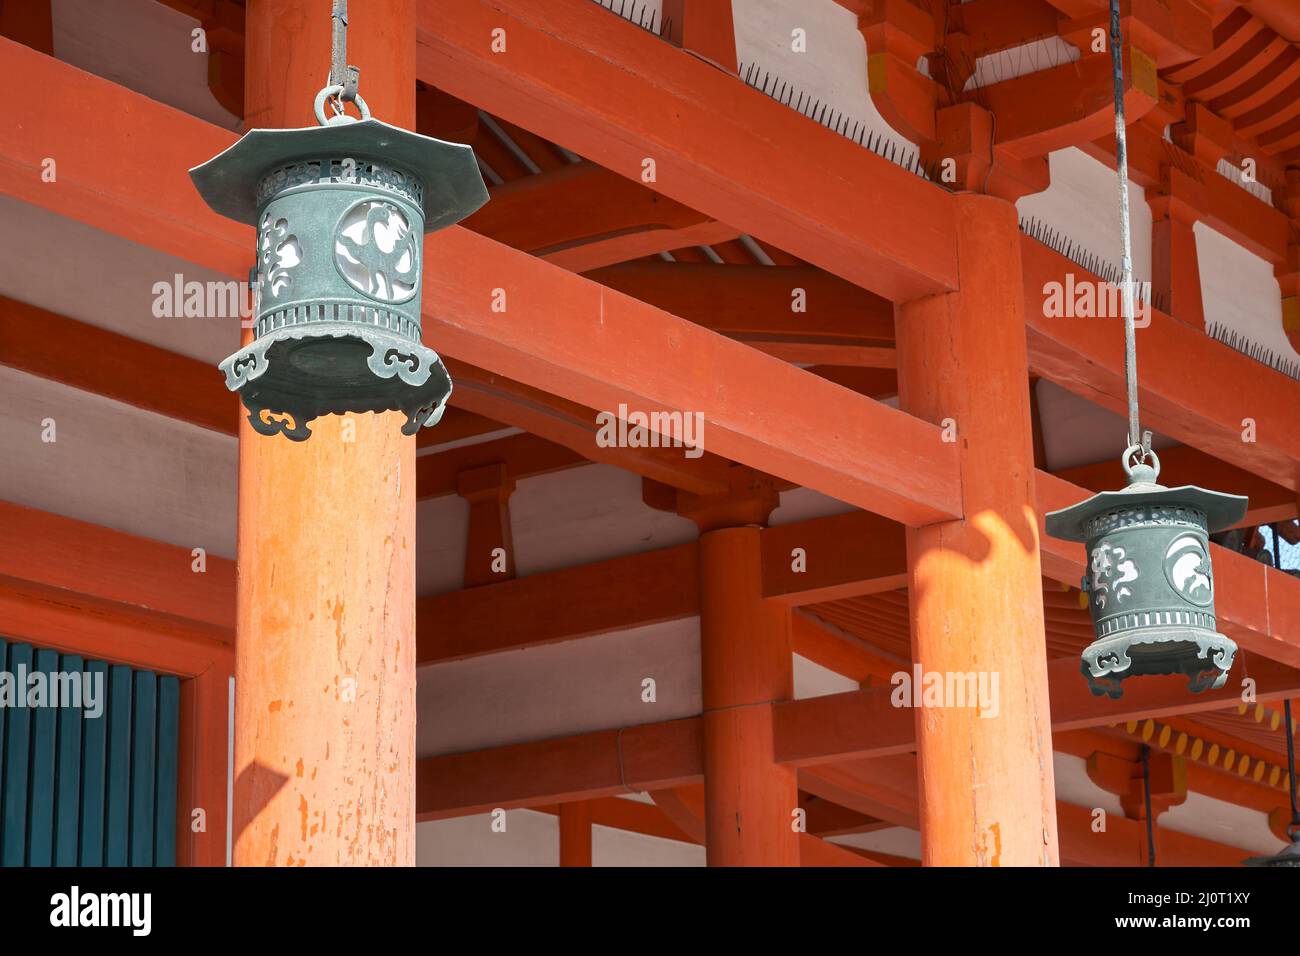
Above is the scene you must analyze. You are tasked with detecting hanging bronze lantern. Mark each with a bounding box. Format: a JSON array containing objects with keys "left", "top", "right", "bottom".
[
  {"left": 189, "top": 85, "right": 487, "bottom": 440},
  {"left": 1045, "top": 447, "right": 1247, "bottom": 698},
  {"left": 1244, "top": 830, "right": 1300, "bottom": 867}
]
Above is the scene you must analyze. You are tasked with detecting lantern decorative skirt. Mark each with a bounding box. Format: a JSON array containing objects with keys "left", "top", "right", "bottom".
[
  {"left": 1044, "top": 448, "right": 1248, "bottom": 698},
  {"left": 189, "top": 89, "right": 488, "bottom": 440},
  {"left": 1243, "top": 832, "right": 1300, "bottom": 867}
]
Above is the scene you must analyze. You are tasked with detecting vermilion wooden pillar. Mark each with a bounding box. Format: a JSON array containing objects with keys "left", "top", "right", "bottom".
[
  {"left": 558, "top": 801, "right": 593, "bottom": 867},
  {"left": 234, "top": 0, "right": 418, "bottom": 866},
  {"left": 698, "top": 522, "right": 799, "bottom": 867},
  {"left": 895, "top": 194, "right": 1059, "bottom": 867},
  {"left": 458, "top": 463, "right": 516, "bottom": 587},
  {"left": 661, "top": 0, "right": 737, "bottom": 72}
]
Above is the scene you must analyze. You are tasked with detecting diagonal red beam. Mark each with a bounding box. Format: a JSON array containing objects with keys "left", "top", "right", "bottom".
[
  {"left": 414, "top": 0, "right": 959, "bottom": 301},
  {"left": 0, "top": 38, "right": 960, "bottom": 526},
  {"left": 466, "top": 161, "right": 738, "bottom": 271},
  {"left": 422, "top": 226, "right": 962, "bottom": 525}
]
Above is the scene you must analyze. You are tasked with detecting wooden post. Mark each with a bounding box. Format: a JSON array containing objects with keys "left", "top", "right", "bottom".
[
  {"left": 1149, "top": 189, "right": 1205, "bottom": 330},
  {"left": 234, "top": 0, "right": 418, "bottom": 867},
  {"left": 895, "top": 193, "right": 1059, "bottom": 866},
  {"left": 660, "top": 0, "right": 737, "bottom": 72},
  {"left": 558, "top": 801, "right": 593, "bottom": 867},
  {"left": 699, "top": 526, "right": 799, "bottom": 866},
  {"left": 458, "top": 463, "right": 516, "bottom": 587},
  {"left": 679, "top": 466, "right": 797, "bottom": 866}
]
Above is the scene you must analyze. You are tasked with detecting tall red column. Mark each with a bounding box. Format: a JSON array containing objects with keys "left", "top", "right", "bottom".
[
  {"left": 895, "top": 194, "right": 1059, "bottom": 866},
  {"left": 699, "top": 526, "right": 799, "bottom": 866},
  {"left": 668, "top": 468, "right": 800, "bottom": 868},
  {"left": 457, "top": 463, "right": 516, "bottom": 587},
  {"left": 558, "top": 801, "right": 593, "bottom": 867},
  {"left": 234, "top": 0, "right": 418, "bottom": 866}
]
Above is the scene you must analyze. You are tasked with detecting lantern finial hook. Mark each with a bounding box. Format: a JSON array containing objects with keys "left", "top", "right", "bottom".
[
  {"left": 1121, "top": 443, "right": 1159, "bottom": 486},
  {"left": 322, "top": 0, "right": 361, "bottom": 122}
]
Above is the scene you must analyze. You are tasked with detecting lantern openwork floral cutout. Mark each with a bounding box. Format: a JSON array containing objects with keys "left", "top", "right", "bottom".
[
  {"left": 189, "top": 85, "right": 487, "bottom": 440},
  {"left": 1045, "top": 447, "right": 1247, "bottom": 699}
]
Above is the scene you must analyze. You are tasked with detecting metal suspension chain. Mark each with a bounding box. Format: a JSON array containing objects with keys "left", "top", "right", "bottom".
[
  {"left": 315, "top": 0, "right": 368, "bottom": 126},
  {"left": 1109, "top": 0, "right": 1146, "bottom": 467},
  {"left": 1287, "top": 699, "right": 1299, "bottom": 837}
]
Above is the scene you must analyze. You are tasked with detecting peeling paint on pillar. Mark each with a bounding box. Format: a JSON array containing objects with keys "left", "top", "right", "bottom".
[
  {"left": 233, "top": 0, "right": 419, "bottom": 867},
  {"left": 896, "top": 195, "right": 1061, "bottom": 867}
]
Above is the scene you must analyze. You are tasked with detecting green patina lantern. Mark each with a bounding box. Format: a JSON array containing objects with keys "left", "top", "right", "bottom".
[
  {"left": 1044, "top": 1, "right": 1251, "bottom": 700},
  {"left": 189, "top": 83, "right": 487, "bottom": 440},
  {"left": 1045, "top": 447, "right": 1247, "bottom": 698}
]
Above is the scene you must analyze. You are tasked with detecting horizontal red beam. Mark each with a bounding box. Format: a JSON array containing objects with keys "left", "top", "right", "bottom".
[
  {"left": 415, "top": 640, "right": 1300, "bottom": 824},
  {"left": 1, "top": 39, "right": 961, "bottom": 526},
  {"left": 423, "top": 225, "right": 963, "bottom": 525},
  {"left": 1022, "top": 235, "right": 1300, "bottom": 493},
  {"left": 417, "top": 543, "right": 698, "bottom": 664},
  {"left": 773, "top": 652, "right": 1300, "bottom": 769},
  {"left": 0, "top": 499, "right": 234, "bottom": 631},
  {"left": 416, "top": 716, "right": 702, "bottom": 819}
]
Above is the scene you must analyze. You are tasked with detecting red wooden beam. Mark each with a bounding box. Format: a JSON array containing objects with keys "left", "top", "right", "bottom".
[
  {"left": 585, "top": 262, "right": 896, "bottom": 367},
  {"left": 444, "top": 359, "right": 735, "bottom": 495},
  {"left": 1022, "top": 235, "right": 1300, "bottom": 493},
  {"left": 760, "top": 509, "right": 908, "bottom": 604},
  {"left": 0, "top": 499, "right": 234, "bottom": 631},
  {"left": 414, "top": 0, "right": 959, "bottom": 300},
  {"left": 416, "top": 543, "right": 698, "bottom": 665},
  {"left": 465, "top": 161, "right": 737, "bottom": 271},
  {"left": 533, "top": 796, "right": 694, "bottom": 844},
  {"left": 414, "top": 642, "right": 1299, "bottom": 841},
  {"left": 416, "top": 716, "right": 703, "bottom": 820},
  {"left": 0, "top": 295, "right": 238, "bottom": 435},
  {"left": 772, "top": 652, "right": 1300, "bottom": 770},
  {"left": 416, "top": 432, "right": 586, "bottom": 500},
  {"left": 0, "top": 41, "right": 961, "bottom": 526},
  {"left": 423, "top": 225, "right": 963, "bottom": 525},
  {"left": 983, "top": 48, "right": 1160, "bottom": 160}
]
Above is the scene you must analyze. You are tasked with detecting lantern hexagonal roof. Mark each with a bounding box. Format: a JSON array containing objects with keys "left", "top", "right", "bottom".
[{"left": 189, "top": 118, "right": 488, "bottom": 232}]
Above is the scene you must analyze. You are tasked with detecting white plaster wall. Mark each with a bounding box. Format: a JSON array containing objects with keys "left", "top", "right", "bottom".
[
  {"left": 509, "top": 463, "right": 698, "bottom": 577},
  {"left": 416, "top": 617, "right": 702, "bottom": 758},
  {"left": 1196, "top": 222, "right": 1297, "bottom": 363},
  {"left": 1017, "top": 147, "right": 1154, "bottom": 289},
  {"left": 0, "top": 366, "right": 237, "bottom": 557},
  {"left": 593, "top": 822, "right": 704, "bottom": 866},
  {"left": 1054, "top": 752, "right": 1125, "bottom": 819},
  {"left": 1162, "top": 790, "right": 1287, "bottom": 857},
  {"left": 829, "top": 825, "right": 922, "bottom": 861},
  {"left": 416, "top": 494, "right": 471, "bottom": 596},
  {"left": 732, "top": 0, "right": 908, "bottom": 151},
  {"left": 966, "top": 38, "right": 1080, "bottom": 90},
  {"left": 53, "top": 0, "right": 240, "bottom": 130},
  {"left": 1035, "top": 379, "right": 1177, "bottom": 472},
  {"left": 0, "top": 196, "right": 242, "bottom": 365},
  {"left": 416, "top": 809, "right": 703, "bottom": 866},
  {"left": 769, "top": 485, "right": 855, "bottom": 526},
  {"left": 793, "top": 652, "right": 859, "bottom": 699},
  {"left": 417, "top": 810, "right": 559, "bottom": 867}
]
